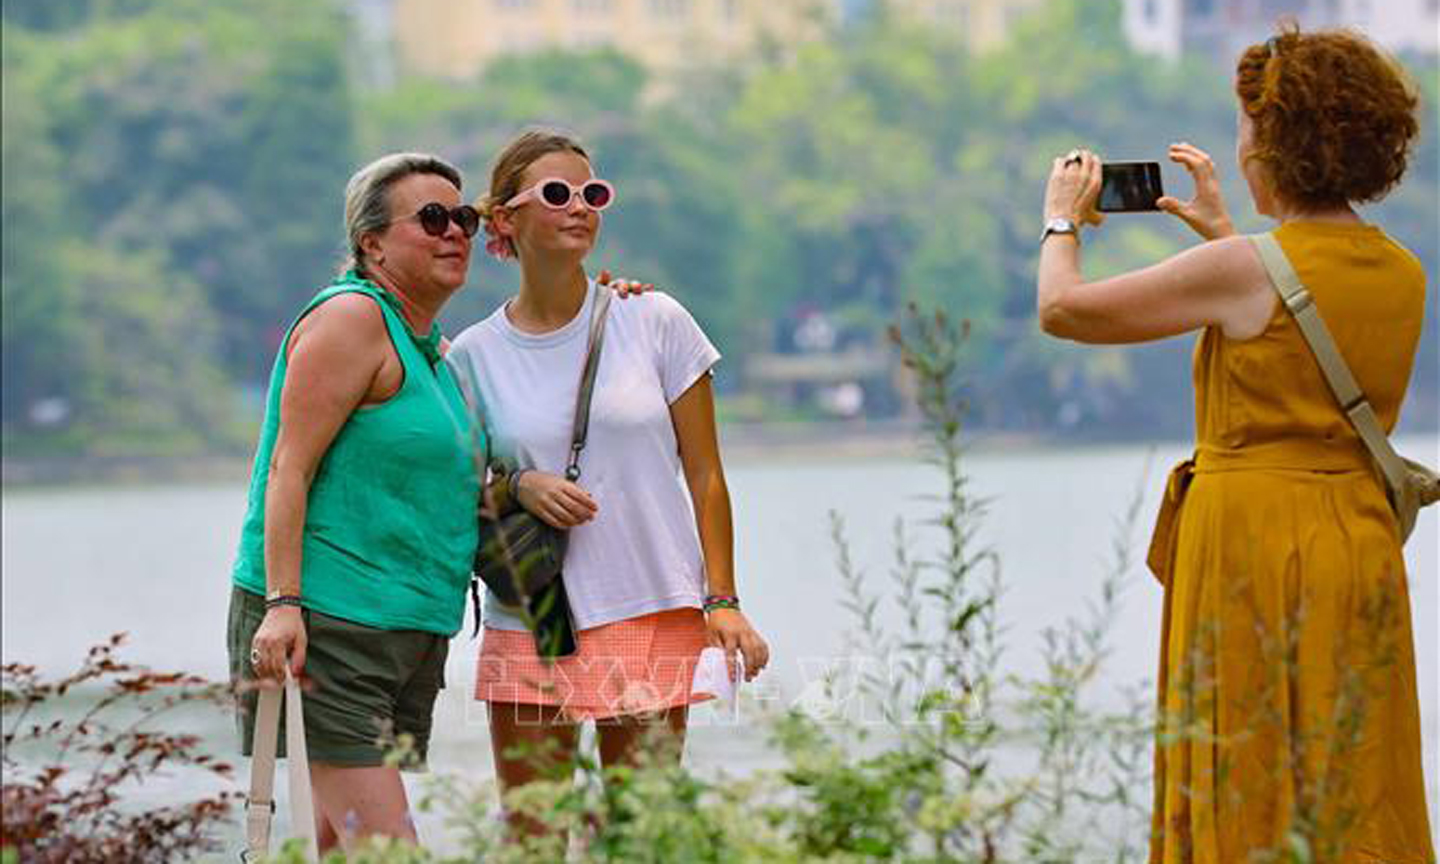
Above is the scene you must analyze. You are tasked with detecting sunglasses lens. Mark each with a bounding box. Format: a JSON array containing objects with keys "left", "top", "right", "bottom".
[
  {"left": 452, "top": 205, "right": 480, "bottom": 238},
  {"left": 540, "top": 181, "right": 573, "bottom": 208},
  {"left": 417, "top": 203, "right": 449, "bottom": 236},
  {"left": 582, "top": 182, "right": 612, "bottom": 210}
]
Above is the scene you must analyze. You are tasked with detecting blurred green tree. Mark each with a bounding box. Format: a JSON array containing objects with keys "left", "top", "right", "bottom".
[
  {"left": 1, "top": 27, "right": 77, "bottom": 433},
  {"left": 1, "top": 0, "right": 1433, "bottom": 459},
  {"left": 2, "top": 0, "right": 355, "bottom": 455}
]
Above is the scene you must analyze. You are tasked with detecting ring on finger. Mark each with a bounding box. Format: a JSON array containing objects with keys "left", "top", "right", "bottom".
[{"left": 249, "top": 647, "right": 262, "bottom": 666}]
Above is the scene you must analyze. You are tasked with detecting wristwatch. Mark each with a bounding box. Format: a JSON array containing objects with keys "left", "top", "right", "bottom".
[{"left": 1040, "top": 217, "right": 1079, "bottom": 245}]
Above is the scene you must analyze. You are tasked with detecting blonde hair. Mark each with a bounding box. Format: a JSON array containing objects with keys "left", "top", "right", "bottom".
[{"left": 477, "top": 129, "right": 591, "bottom": 260}]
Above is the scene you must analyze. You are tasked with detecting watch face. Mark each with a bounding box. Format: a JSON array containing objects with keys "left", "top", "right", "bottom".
[{"left": 1041, "top": 219, "right": 1077, "bottom": 244}]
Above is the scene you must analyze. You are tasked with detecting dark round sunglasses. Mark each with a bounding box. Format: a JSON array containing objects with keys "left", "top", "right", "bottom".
[{"left": 397, "top": 202, "right": 481, "bottom": 238}]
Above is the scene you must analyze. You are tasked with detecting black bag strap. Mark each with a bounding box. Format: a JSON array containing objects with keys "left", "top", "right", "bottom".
[{"left": 566, "top": 284, "right": 612, "bottom": 481}]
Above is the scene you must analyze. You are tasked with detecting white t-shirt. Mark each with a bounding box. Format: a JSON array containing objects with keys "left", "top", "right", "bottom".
[{"left": 446, "top": 282, "right": 721, "bottom": 631}]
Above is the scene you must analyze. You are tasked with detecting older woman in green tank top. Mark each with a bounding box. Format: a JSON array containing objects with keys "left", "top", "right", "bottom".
[{"left": 227, "top": 153, "right": 485, "bottom": 853}]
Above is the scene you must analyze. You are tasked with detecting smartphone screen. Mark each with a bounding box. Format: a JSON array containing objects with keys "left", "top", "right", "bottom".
[{"left": 1099, "top": 162, "right": 1164, "bottom": 212}]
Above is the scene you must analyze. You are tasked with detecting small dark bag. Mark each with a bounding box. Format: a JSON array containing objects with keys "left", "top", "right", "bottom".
[{"left": 471, "top": 287, "right": 611, "bottom": 659}]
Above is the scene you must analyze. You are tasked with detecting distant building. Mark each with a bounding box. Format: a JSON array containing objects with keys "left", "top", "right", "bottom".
[
  {"left": 348, "top": 0, "right": 399, "bottom": 89},
  {"left": 878, "top": 0, "right": 1053, "bottom": 51},
  {"left": 375, "top": 0, "right": 1436, "bottom": 82},
  {"left": 388, "top": 0, "right": 1067, "bottom": 80},
  {"left": 391, "top": 0, "right": 826, "bottom": 80},
  {"left": 1123, "top": 0, "right": 1439, "bottom": 63}
]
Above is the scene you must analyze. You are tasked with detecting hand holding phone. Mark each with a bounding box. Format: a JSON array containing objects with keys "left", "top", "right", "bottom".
[
  {"left": 1045, "top": 149, "right": 1106, "bottom": 229},
  {"left": 1157, "top": 143, "right": 1236, "bottom": 240},
  {"left": 1099, "top": 162, "right": 1165, "bottom": 213}
]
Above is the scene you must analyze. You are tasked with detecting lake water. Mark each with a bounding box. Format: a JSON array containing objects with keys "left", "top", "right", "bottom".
[{"left": 3, "top": 438, "right": 1436, "bottom": 851}]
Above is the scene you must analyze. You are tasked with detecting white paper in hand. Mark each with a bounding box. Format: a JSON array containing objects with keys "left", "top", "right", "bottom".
[{"left": 691, "top": 646, "right": 738, "bottom": 713}]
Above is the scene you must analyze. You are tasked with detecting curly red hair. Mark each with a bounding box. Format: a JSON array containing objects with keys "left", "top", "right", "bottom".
[{"left": 1235, "top": 25, "right": 1420, "bottom": 210}]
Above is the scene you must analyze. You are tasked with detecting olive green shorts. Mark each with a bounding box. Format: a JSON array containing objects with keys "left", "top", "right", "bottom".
[{"left": 226, "top": 587, "right": 448, "bottom": 769}]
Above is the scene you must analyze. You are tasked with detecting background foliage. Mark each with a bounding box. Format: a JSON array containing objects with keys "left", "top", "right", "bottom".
[{"left": 2, "top": 0, "right": 1435, "bottom": 458}]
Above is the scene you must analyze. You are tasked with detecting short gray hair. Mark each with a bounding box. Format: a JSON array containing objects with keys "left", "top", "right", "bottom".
[{"left": 342, "top": 152, "right": 463, "bottom": 275}]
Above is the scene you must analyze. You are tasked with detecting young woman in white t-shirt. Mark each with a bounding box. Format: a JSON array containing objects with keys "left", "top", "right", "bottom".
[{"left": 447, "top": 129, "right": 769, "bottom": 832}]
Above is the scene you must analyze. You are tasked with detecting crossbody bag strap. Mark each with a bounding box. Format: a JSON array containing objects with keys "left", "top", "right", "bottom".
[
  {"left": 1249, "top": 232, "right": 1410, "bottom": 498},
  {"left": 565, "top": 284, "right": 613, "bottom": 481},
  {"left": 245, "top": 669, "right": 319, "bottom": 862}
]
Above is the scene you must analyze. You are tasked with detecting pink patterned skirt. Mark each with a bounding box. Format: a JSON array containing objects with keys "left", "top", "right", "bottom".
[{"left": 475, "top": 607, "right": 712, "bottom": 721}]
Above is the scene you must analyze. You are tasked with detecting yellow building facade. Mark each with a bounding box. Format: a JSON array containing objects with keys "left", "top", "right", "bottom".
[{"left": 394, "top": 0, "right": 827, "bottom": 79}]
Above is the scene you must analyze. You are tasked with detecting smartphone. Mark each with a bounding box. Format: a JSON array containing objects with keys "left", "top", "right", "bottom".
[{"left": 1099, "top": 162, "right": 1164, "bottom": 212}]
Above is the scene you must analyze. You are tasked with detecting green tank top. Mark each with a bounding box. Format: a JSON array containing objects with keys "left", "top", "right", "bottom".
[{"left": 231, "top": 271, "right": 483, "bottom": 635}]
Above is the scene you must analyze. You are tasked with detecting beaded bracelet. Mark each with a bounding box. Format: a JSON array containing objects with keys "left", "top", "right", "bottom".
[
  {"left": 703, "top": 594, "right": 740, "bottom": 613},
  {"left": 264, "top": 594, "right": 303, "bottom": 610}
]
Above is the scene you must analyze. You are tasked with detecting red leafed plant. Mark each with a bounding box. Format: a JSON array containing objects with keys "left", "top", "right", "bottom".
[{"left": 2, "top": 633, "right": 238, "bottom": 863}]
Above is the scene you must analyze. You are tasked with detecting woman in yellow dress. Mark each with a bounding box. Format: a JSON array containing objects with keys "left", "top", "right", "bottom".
[{"left": 1035, "top": 26, "right": 1433, "bottom": 863}]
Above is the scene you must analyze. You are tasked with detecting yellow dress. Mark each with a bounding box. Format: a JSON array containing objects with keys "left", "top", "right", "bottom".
[{"left": 1149, "top": 221, "right": 1435, "bottom": 862}]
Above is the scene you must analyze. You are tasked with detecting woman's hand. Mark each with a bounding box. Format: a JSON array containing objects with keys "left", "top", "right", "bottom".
[
  {"left": 1157, "top": 142, "right": 1236, "bottom": 240},
  {"left": 515, "top": 471, "right": 598, "bottom": 528},
  {"left": 1044, "top": 149, "right": 1105, "bottom": 228},
  {"left": 250, "top": 606, "right": 306, "bottom": 683},
  {"left": 597, "top": 269, "right": 653, "bottom": 299},
  {"left": 706, "top": 608, "right": 769, "bottom": 682}
]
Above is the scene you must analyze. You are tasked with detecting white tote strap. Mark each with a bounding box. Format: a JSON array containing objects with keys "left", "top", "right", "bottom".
[
  {"left": 245, "top": 681, "right": 280, "bottom": 856},
  {"left": 1249, "top": 232, "right": 1411, "bottom": 499},
  {"left": 284, "top": 670, "right": 319, "bottom": 859},
  {"left": 246, "top": 669, "right": 319, "bottom": 862}
]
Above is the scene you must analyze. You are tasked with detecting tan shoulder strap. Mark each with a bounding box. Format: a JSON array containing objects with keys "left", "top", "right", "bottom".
[
  {"left": 1248, "top": 232, "right": 1410, "bottom": 498},
  {"left": 245, "top": 669, "right": 319, "bottom": 862}
]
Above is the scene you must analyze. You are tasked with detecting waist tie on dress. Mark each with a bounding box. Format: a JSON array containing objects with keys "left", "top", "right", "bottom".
[
  {"left": 1145, "top": 440, "right": 1375, "bottom": 586},
  {"left": 1193, "top": 439, "right": 1372, "bottom": 475}
]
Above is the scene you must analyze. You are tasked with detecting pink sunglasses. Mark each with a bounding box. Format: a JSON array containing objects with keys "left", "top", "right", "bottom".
[{"left": 505, "top": 177, "right": 615, "bottom": 212}]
